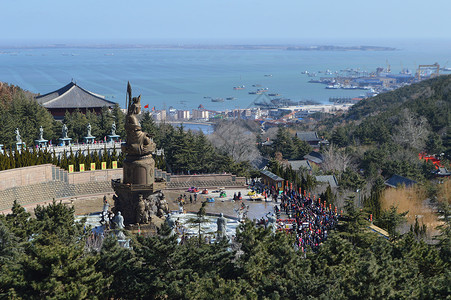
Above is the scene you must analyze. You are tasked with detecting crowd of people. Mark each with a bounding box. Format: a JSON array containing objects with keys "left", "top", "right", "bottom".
[{"left": 277, "top": 189, "right": 339, "bottom": 252}]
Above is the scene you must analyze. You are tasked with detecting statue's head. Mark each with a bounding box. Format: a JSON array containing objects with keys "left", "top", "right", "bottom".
[
  {"left": 220, "top": 213, "right": 224, "bottom": 217},
  {"left": 131, "top": 95, "right": 141, "bottom": 114}
]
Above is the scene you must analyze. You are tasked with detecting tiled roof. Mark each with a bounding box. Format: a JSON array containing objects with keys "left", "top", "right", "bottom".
[
  {"left": 288, "top": 160, "right": 312, "bottom": 171},
  {"left": 36, "top": 82, "right": 116, "bottom": 109},
  {"left": 384, "top": 175, "right": 417, "bottom": 188},
  {"left": 260, "top": 170, "right": 284, "bottom": 181},
  {"left": 315, "top": 175, "right": 338, "bottom": 188},
  {"left": 296, "top": 131, "right": 320, "bottom": 142},
  {"left": 304, "top": 151, "right": 324, "bottom": 164}
]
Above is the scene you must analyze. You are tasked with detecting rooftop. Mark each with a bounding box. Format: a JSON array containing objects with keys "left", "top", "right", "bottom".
[
  {"left": 36, "top": 82, "right": 116, "bottom": 109},
  {"left": 260, "top": 170, "right": 284, "bottom": 181},
  {"left": 384, "top": 175, "right": 417, "bottom": 188}
]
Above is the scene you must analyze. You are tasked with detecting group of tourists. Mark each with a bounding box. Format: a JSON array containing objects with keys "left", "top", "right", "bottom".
[
  {"left": 277, "top": 189, "right": 339, "bottom": 252},
  {"left": 177, "top": 193, "right": 197, "bottom": 206}
]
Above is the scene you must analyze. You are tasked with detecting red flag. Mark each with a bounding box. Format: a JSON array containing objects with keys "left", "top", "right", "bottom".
[
  {"left": 152, "top": 106, "right": 155, "bottom": 111},
  {"left": 144, "top": 104, "right": 149, "bottom": 109}
]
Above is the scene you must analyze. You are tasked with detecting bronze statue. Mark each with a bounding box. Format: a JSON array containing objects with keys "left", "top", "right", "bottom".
[
  {"left": 123, "top": 83, "right": 155, "bottom": 156},
  {"left": 111, "top": 82, "right": 168, "bottom": 227}
]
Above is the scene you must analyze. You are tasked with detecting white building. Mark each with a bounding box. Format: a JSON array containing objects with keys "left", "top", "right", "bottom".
[
  {"left": 192, "top": 109, "right": 209, "bottom": 120},
  {"left": 177, "top": 110, "right": 191, "bottom": 120}
]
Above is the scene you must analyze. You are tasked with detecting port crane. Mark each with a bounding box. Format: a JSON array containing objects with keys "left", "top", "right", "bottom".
[{"left": 416, "top": 63, "right": 440, "bottom": 80}]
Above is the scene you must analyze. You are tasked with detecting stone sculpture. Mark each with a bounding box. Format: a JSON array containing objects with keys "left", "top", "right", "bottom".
[
  {"left": 216, "top": 213, "right": 227, "bottom": 239},
  {"left": 111, "top": 122, "right": 116, "bottom": 136},
  {"left": 62, "top": 124, "right": 68, "bottom": 139},
  {"left": 39, "top": 126, "right": 44, "bottom": 140},
  {"left": 87, "top": 123, "right": 92, "bottom": 137},
  {"left": 15, "top": 128, "right": 21, "bottom": 143},
  {"left": 111, "top": 82, "right": 167, "bottom": 226},
  {"left": 113, "top": 211, "right": 125, "bottom": 229},
  {"left": 123, "top": 94, "right": 155, "bottom": 156},
  {"left": 266, "top": 212, "right": 277, "bottom": 234}
]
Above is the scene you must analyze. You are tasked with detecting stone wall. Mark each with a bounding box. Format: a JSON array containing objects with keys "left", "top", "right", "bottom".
[
  {"left": 68, "top": 169, "right": 122, "bottom": 185},
  {"left": 166, "top": 173, "right": 246, "bottom": 189},
  {"left": 0, "top": 164, "right": 54, "bottom": 190},
  {"left": 0, "top": 165, "right": 246, "bottom": 211}
]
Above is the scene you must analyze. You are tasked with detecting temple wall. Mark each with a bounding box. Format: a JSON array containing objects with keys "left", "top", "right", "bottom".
[{"left": 0, "top": 165, "right": 246, "bottom": 211}]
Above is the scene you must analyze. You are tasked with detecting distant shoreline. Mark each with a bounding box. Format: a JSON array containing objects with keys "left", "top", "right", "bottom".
[{"left": 0, "top": 43, "right": 397, "bottom": 51}]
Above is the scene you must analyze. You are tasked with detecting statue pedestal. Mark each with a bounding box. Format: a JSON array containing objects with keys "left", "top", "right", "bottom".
[
  {"left": 112, "top": 154, "right": 167, "bottom": 226},
  {"left": 123, "top": 155, "right": 155, "bottom": 185},
  {"left": 35, "top": 139, "right": 48, "bottom": 148},
  {"left": 16, "top": 142, "right": 26, "bottom": 151},
  {"left": 111, "top": 180, "right": 168, "bottom": 225},
  {"left": 59, "top": 138, "right": 72, "bottom": 146},
  {"left": 107, "top": 134, "right": 120, "bottom": 143},
  {"left": 83, "top": 136, "right": 95, "bottom": 144}
]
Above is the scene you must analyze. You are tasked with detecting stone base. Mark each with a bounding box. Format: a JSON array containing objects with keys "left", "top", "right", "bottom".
[
  {"left": 123, "top": 154, "right": 155, "bottom": 185},
  {"left": 112, "top": 184, "right": 169, "bottom": 226}
]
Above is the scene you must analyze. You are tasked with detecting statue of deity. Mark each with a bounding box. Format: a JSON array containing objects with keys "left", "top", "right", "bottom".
[
  {"left": 266, "top": 213, "right": 277, "bottom": 234},
  {"left": 39, "top": 126, "right": 44, "bottom": 140},
  {"left": 15, "top": 128, "right": 21, "bottom": 143},
  {"left": 111, "top": 122, "right": 116, "bottom": 136},
  {"left": 123, "top": 83, "right": 155, "bottom": 156},
  {"left": 136, "top": 194, "right": 147, "bottom": 224},
  {"left": 62, "top": 124, "right": 68, "bottom": 139},
  {"left": 217, "top": 213, "right": 227, "bottom": 239},
  {"left": 113, "top": 211, "right": 125, "bottom": 229},
  {"left": 87, "top": 123, "right": 92, "bottom": 137}
]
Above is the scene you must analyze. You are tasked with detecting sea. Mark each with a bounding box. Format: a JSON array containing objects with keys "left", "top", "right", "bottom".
[{"left": 0, "top": 39, "right": 450, "bottom": 111}]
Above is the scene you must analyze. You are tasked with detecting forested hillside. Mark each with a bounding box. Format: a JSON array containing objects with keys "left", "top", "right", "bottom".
[
  {"left": 324, "top": 75, "right": 450, "bottom": 156},
  {"left": 315, "top": 75, "right": 450, "bottom": 186}
]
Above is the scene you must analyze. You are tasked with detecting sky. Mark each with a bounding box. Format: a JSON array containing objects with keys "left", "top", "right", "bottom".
[{"left": 2, "top": 0, "right": 451, "bottom": 44}]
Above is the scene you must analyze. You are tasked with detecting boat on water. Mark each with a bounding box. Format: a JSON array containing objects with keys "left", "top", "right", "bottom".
[
  {"left": 326, "top": 84, "right": 341, "bottom": 89},
  {"left": 211, "top": 98, "right": 224, "bottom": 103},
  {"left": 226, "top": 97, "right": 236, "bottom": 100},
  {"left": 249, "top": 87, "right": 269, "bottom": 95},
  {"left": 233, "top": 85, "right": 245, "bottom": 90},
  {"left": 264, "top": 74, "right": 272, "bottom": 77},
  {"left": 268, "top": 93, "right": 280, "bottom": 97}
]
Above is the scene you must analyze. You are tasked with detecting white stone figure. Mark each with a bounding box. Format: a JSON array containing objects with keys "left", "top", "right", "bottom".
[
  {"left": 87, "top": 123, "right": 92, "bottom": 137},
  {"left": 39, "top": 126, "right": 44, "bottom": 140},
  {"left": 62, "top": 124, "right": 68, "bottom": 139},
  {"left": 15, "top": 128, "right": 21, "bottom": 143},
  {"left": 216, "top": 213, "right": 227, "bottom": 239}
]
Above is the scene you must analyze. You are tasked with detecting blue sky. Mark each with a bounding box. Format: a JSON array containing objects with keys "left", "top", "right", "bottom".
[{"left": 2, "top": 0, "right": 451, "bottom": 44}]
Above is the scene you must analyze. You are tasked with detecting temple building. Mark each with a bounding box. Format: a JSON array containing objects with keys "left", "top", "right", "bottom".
[{"left": 35, "top": 82, "right": 116, "bottom": 120}]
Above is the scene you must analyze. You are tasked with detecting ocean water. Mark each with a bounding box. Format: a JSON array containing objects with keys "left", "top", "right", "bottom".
[{"left": 0, "top": 40, "right": 450, "bottom": 111}]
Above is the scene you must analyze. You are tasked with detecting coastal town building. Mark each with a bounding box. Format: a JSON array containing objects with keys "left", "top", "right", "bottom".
[
  {"left": 192, "top": 109, "right": 209, "bottom": 120},
  {"left": 151, "top": 110, "right": 167, "bottom": 121},
  {"left": 177, "top": 110, "right": 191, "bottom": 121},
  {"left": 35, "top": 82, "right": 116, "bottom": 120}
]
